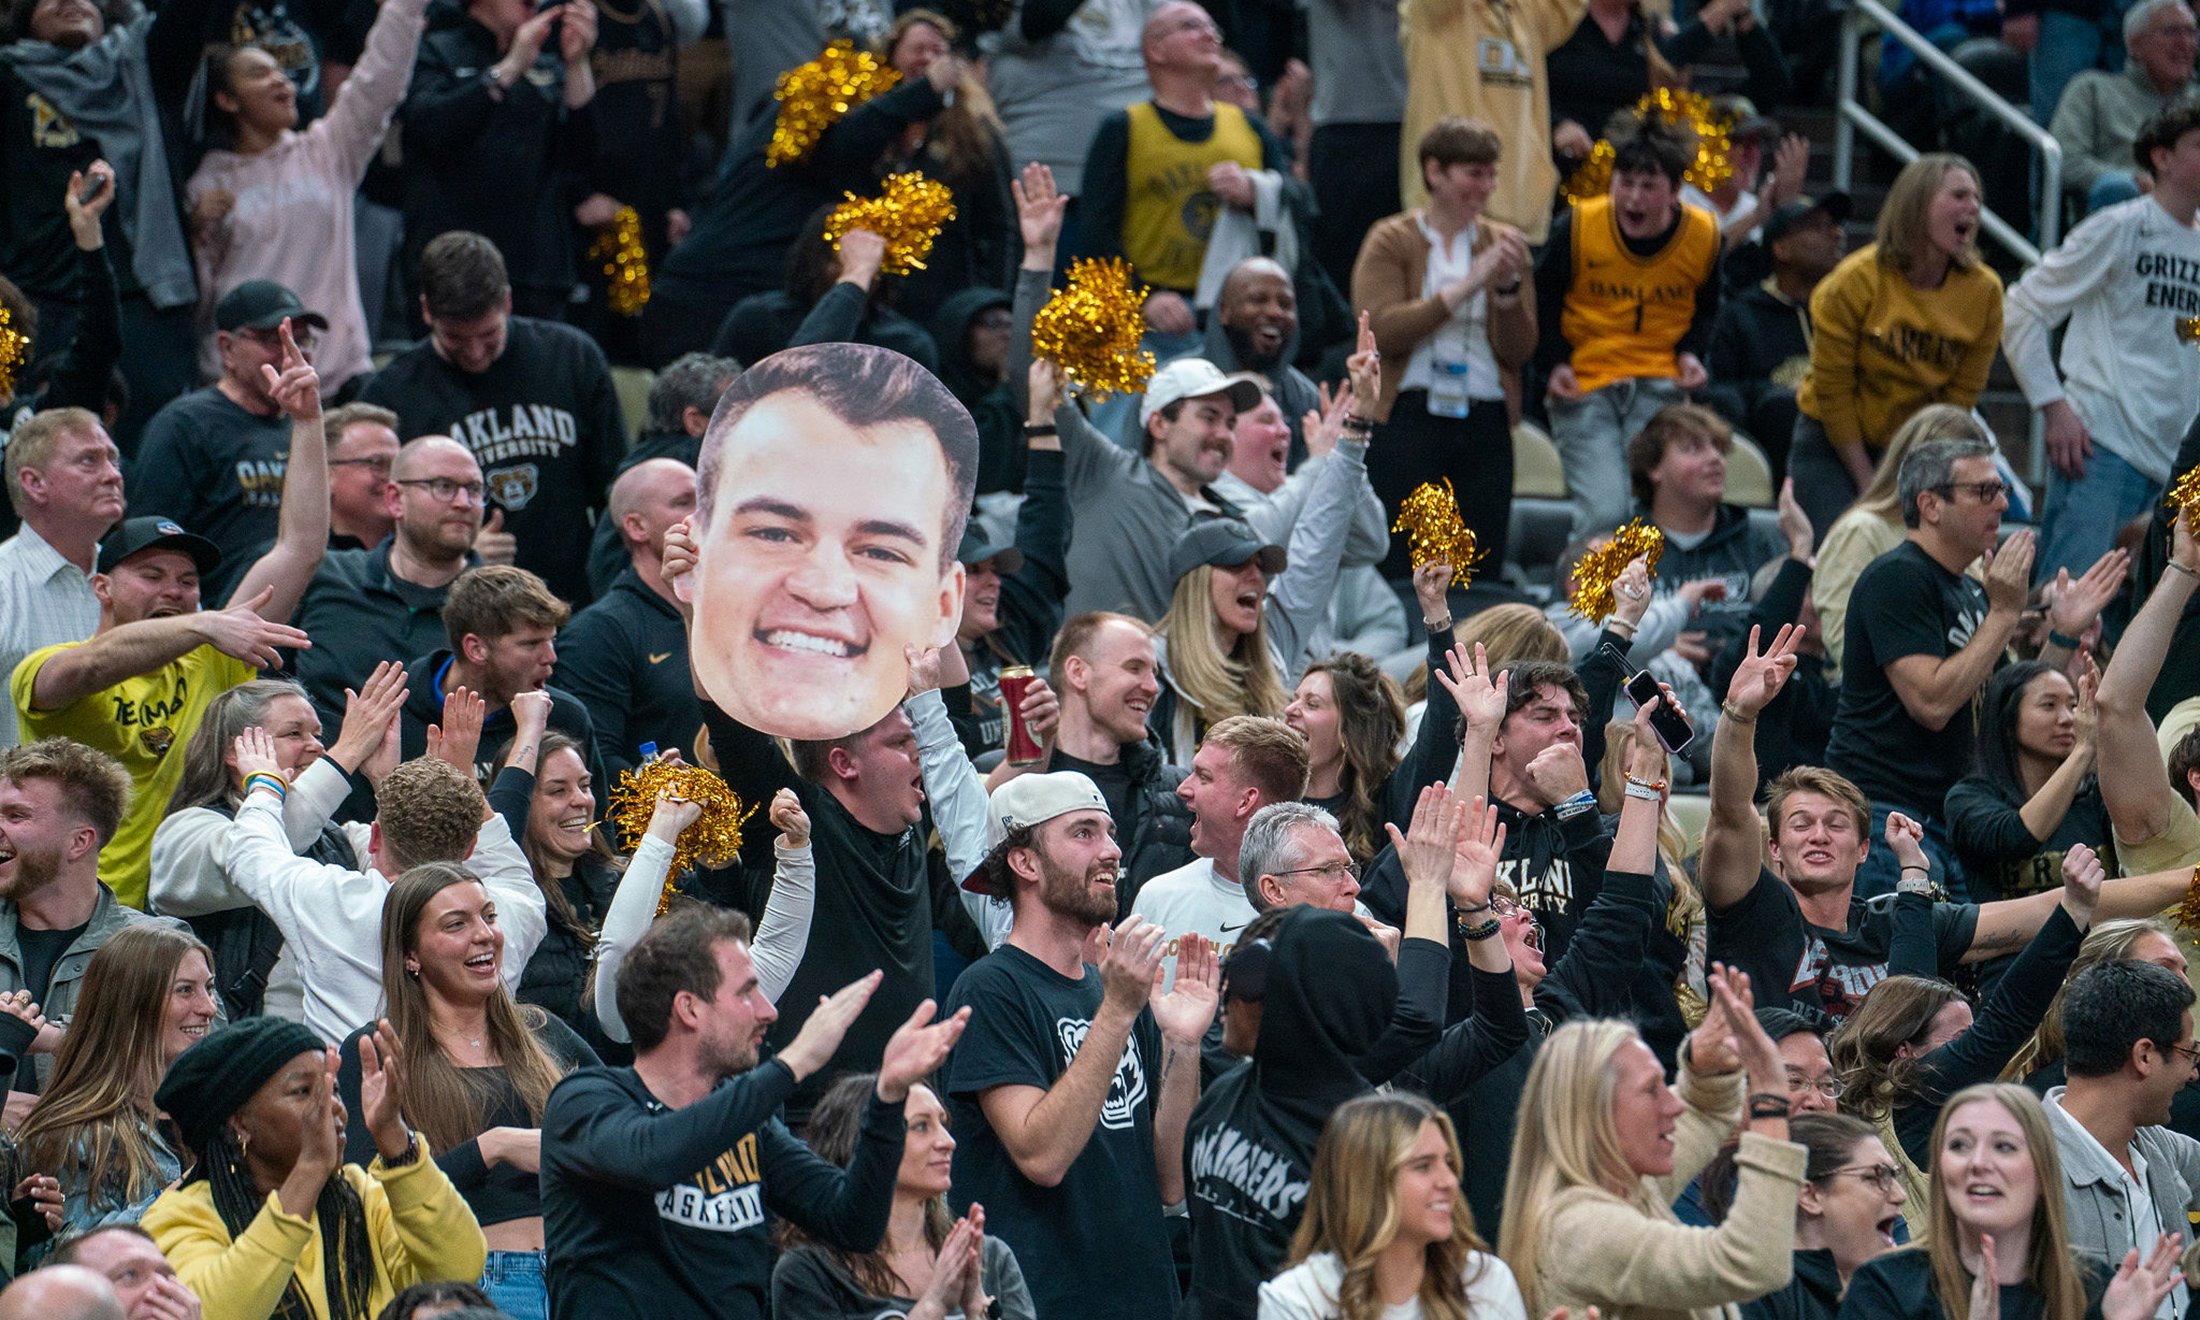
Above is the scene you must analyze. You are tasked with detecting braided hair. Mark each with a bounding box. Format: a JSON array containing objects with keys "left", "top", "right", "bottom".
[{"left": 192, "top": 1126, "right": 376, "bottom": 1320}]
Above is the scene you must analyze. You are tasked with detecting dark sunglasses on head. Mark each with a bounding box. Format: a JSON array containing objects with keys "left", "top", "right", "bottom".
[{"left": 1220, "top": 937, "right": 1273, "bottom": 1003}]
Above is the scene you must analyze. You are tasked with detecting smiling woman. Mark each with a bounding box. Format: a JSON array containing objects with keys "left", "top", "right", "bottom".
[
  {"left": 689, "top": 343, "right": 978, "bottom": 741},
  {"left": 14, "top": 924, "right": 215, "bottom": 1259}
]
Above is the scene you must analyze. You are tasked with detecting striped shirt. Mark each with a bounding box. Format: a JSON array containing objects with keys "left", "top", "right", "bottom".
[{"left": 0, "top": 524, "right": 99, "bottom": 748}]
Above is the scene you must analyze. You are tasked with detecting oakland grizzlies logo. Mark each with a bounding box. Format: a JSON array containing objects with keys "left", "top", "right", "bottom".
[
  {"left": 489, "top": 465, "right": 540, "bottom": 511},
  {"left": 1056, "top": 1017, "right": 1147, "bottom": 1130}
]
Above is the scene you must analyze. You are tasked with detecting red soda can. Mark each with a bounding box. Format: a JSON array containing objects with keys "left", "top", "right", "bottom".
[{"left": 999, "top": 665, "right": 1043, "bottom": 765}]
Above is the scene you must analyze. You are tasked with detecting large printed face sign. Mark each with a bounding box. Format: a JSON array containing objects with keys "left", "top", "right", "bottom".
[{"left": 689, "top": 343, "right": 976, "bottom": 741}]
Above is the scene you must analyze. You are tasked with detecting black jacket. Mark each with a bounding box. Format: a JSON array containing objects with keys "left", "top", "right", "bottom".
[
  {"left": 1083, "top": 738, "right": 1194, "bottom": 912},
  {"left": 929, "top": 287, "right": 1023, "bottom": 496},
  {"left": 517, "top": 855, "right": 621, "bottom": 1033},
  {"left": 657, "top": 76, "right": 948, "bottom": 311},
  {"left": 291, "top": 537, "right": 478, "bottom": 723},
  {"left": 1837, "top": 1240, "right": 2108, "bottom": 1320},
  {"left": 711, "top": 284, "right": 940, "bottom": 375},
  {"left": 1744, "top": 1249, "right": 1846, "bottom": 1320},
  {"left": 399, "top": 10, "right": 595, "bottom": 293},
  {"left": 552, "top": 566, "right": 702, "bottom": 779}
]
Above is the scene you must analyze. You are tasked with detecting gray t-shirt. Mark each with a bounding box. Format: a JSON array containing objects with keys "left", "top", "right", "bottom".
[
  {"left": 981, "top": 0, "right": 1156, "bottom": 193},
  {"left": 1306, "top": 0, "right": 1406, "bottom": 125}
]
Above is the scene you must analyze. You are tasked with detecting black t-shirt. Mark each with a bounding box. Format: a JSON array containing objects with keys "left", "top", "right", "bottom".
[
  {"left": 1826, "top": 541, "right": 1994, "bottom": 812},
  {"left": 941, "top": 944, "right": 1178, "bottom": 1320},
  {"left": 129, "top": 386, "right": 291, "bottom": 603},
  {"left": 0, "top": 64, "right": 114, "bottom": 303},
  {"left": 15, "top": 921, "right": 87, "bottom": 1005},
  {"left": 358, "top": 317, "right": 628, "bottom": 604},
  {"left": 585, "top": 0, "right": 683, "bottom": 244},
  {"left": 1051, "top": 750, "right": 1137, "bottom": 839},
  {"left": 1707, "top": 869, "right": 1979, "bottom": 1019}
]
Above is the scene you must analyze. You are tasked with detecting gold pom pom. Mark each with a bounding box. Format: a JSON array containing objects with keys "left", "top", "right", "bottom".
[
  {"left": 2167, "top": 463, "right": 2200, "bottom": 528},
  {"left": 1031, "top": 258, "right": 1156, "bottom": 401},
  {"left": 607, "top": 760, "right": 758, "bottom": 913},
  {"left": 826, "top": 172, "right": 959, "bottom": 276},
  {"left": 1559, "top": 89, "right": 1733, "bottom": 205},
  {"left": 1390, "top": 480, "right": 1487, "bottom": 588},
  {"left": 586, "top": 205, "right": 651, "bottom": 318},
  {"left": 2172, "top": 866, "right": 2200, "bottom": 935},
  {"left": 1567, "top": 519, "right": 1666, "bottom": 623},
  {"left": 2182, "top": 317, "right": 2200, "bottom": 347},
  {"left": 0, "top": 303, "right": 27, "bottom": 401},
  {"left": 767, "top": 40, "right": 902, "bottom": 169}
]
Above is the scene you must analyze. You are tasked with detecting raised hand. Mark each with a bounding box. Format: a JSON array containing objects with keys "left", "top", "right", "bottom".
[
  {"left": 661, "top": 516, "right": 698, "bottom": 608},
  {"left": 877, "top": 998, "right": 973, "bottom": 1101},
  {"left": 423, "top": 686, "right": 484, "bottom": 775},
  {"left": 1446, "top": 796, "right": 1505, "bottom": 911},
  {"left": 916, "top": 1213, "right": 979, "bottom": 1316},
  {"left": 646, "top": 788, "right": 704, "bottom": 844},
  {"left": 1344, "top": 313, "right": 1379, "bottom": 420},
  {"left": 2049, "top": 548, "right": 2131, "bottom": 639},
  {"left": 1435, "top": 642, "right": 1508, "bottom": 735},
  {"left": 1686, "top": 964, "right": 1747, "bottom": 1077},
  {"left": 958, "top": 1205, "right": 993, "bottom": 1320},
  {"left": 1028, "top": 358, "right": 1063, "bottom": 424},
  {"left": 258, "top": 318, "right": 321, "bottom": 421},
  {"left": 1522, "top": 742, "right": 1589, "bottom": 810},
  {"left": 1385, "top": 784, "right": 1462, "bottom": 897},
  {"left": 905, "top": 643, "right": 944, "bottom": 699},
  {"left": 1152, "top": 931, "right": 1219, "bottom": 1044},
  {"left": 1413, "top": 560, "right": 1454, "bottom": 629},
  {"left": 1777, "top": 479, "right": 1814, "bottom": 561},
  {"left": 289, "top": 1048, "right": 345, "bottom": 1192},
  {"left": 328, "top": 659, "right": 408, "bottom": 774},
  {"left": 197, "top": 585, "right": 313, "bottom": 668},
  {"left": 1982, "top": 530, "right": 2035, "bottom": 616},
  {"left": 837, "top": 227, "right": 887, "bottom": 291},
  {"left": 1611, "top": 557, "right": 1654, "bottom": 630},
  {"left": 558, "top": 0, "right": 597, "bottom": 58},
  {"left": 509, "top": 688, "right": 552, "bottom": 741},
  {"left": 2059, "top": 842, "right": 2104, "bottom": 922},
  {"left": 1722, "top": 624, "right": 1802, "bottom": 720},
  {"left": 1014, "top": 162, "right": 1068, "bottom": 258},
  {"left": 1098, "top": 916, "right": 1166, "bottom": 1017},
  {"left": 233, "top": 726, "right": 285, "bottom": 784},
  {"left": 2072, "top": 652, "right": 2099, "bottom": 753},
  {"left": 2101, "top": 1234, "right": 2184, "bottom": 1320},
  {"left": 1305, "top": 379, "right": 1355, "bottom": 456},
  {"left": 768, "top": 787, "right": 811, "bottom": 849},
  {"left": 357, "top": 1020, "right": 412, "bottom": 1162},
  {"left": 63, "top": 160, "right": 115, "bottom": 248},
  {"left": 779, "top": 971, "right": 884, "bottom": 1082}
]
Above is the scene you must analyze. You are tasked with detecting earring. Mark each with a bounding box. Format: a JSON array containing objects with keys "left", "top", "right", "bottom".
[{"left": 406, "top": 963, "right": 419, "bottom": 979}]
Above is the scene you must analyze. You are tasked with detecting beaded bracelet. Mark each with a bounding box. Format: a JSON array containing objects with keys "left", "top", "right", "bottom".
[{"left": 1459, "top": 917, "right": 1502, "bottom": 942}]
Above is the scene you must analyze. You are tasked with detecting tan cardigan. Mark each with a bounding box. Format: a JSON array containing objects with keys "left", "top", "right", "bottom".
[
  {"left": 1529, "top": 1063, "right": 1808, "bottom": 1320},
  {"left": 1350, "top": 210, "right": 1537, "bottom": 423}
]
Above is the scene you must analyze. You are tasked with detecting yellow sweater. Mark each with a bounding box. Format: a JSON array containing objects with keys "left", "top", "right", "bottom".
[
  {"left": 1524, "top": 1064, "right": 1807, "bottom": 1320},
  {"left": 1397, "top": 0, "right": 1587, "bottom": 242},
  {"left": 1795, "top": 245, "right": 2004, "bottom": 450},
  {"left": 143, "top": 1149, "right": 487, "bottom": 1320}
]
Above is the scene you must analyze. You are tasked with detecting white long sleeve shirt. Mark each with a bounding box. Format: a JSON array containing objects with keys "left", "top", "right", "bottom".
[
  {"left": 903, "top": 688, "right": 1012, "bottom": 950},
  {"left": 221, "top": 788, "right": 547, "bottom": 1043},
  {"left": 2003, "top": 194, "right": 2200, "bottom": 484}
]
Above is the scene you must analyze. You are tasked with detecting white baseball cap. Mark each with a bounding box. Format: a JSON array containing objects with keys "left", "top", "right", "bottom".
[
  {"left": 1138, "top": 358, "right": 1264, "bottom": 428},
  {"left": 964, "top": 772, "right": 1112, "bottom": 894}
]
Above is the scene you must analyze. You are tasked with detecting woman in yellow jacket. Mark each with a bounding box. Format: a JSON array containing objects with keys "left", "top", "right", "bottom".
[
  {"left": 142, "top": 1015, "right": 487, "bottom": 1320},
  {"left": 1789, "top": 153, "right": 2002, "bottom": 536}
]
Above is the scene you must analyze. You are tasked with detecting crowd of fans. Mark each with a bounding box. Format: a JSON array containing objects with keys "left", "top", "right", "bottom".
[{"left": 9, "top": 0, "right": 2200, "bottom": 1317}]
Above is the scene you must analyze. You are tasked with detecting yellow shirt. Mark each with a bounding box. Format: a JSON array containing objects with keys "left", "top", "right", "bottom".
[
  {"left": 10, "top": 642, "right": 255, "bottom": 909},
  {"left": 1122, "top": 101, "right": 1265, "bottom": 292},
  {"left": 143, "top": 1151, "right": 487, "bottom": 1320},
  {"left": 1398, "top": 0, "right": 1587, "bottom": 242},
  {"left": 1559, "top": 196, "right": 1721, "bottom": 395},
  {"left": 1795, "top": 243, "right": 2005, "bottom": 449}
]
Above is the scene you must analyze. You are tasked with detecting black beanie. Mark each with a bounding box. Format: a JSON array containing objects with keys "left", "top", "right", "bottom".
[
  {"left": 155, "top": 1016, "right": 325, "bottom": 1154},
  {"left": 1755, "top": 1004, "right": 1832, "bottom": 1045}
]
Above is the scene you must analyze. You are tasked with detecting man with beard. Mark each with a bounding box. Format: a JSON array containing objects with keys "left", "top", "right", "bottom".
[
  {"left": 1180, "top": 257, "right": 1320, "bottom": 463},
  {"left": 540, "top": 905, "right": 970, "bottom": 1320},
  {"left": 291, "top": 436, "right": 489, "bottom": 724},
  {"left": 0, "top": 739, "right": 197, "bottom": 1103},
  {"left": 11, "top": 329, "right": 327, "bottom": 908},
  {"left": 943, "top": 772, "right": 1221, "bottom": 1320}
]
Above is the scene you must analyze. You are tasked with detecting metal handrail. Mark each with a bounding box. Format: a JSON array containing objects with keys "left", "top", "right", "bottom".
[{"left": 1832, "top": 0, "right": 2063, "bottom": 262}]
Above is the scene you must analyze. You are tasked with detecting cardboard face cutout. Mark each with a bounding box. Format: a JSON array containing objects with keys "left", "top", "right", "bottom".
[{"left": 685, "top": 344, "right": 974, "bottom": 741}]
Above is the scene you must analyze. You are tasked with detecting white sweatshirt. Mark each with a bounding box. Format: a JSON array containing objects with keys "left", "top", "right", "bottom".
[
  {"left": 1258, "top": 1251, "right": 1528, "bottom": 1320},
  {"left": 2003, "top": 194, "right": 2200, "bottom": 483}
]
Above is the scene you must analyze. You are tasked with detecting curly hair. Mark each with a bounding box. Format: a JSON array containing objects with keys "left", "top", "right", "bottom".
[{"left": 373, "top": 759, "right": 487, "bottom": 874}]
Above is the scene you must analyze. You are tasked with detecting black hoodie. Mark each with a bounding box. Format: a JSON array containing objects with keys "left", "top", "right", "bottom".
[
  {"left": 929, "top": 287, "right": 1024, "bottom": 496},
  {"left": 1183, "top": 908, "right": 1398, "bottom": 1320}
]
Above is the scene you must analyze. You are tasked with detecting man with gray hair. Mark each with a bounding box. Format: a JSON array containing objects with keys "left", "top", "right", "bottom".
[
  {"left": 1824, "top": 437, "right": 2041, "bottom": 896},
  {"left": 2045, "top": 0, "right": 2200, "bottom": 213},
  {"left": 0, "top": 409, "right": 123, "bottom": 749},
  {"left": 584, "top": 352, "right": 740, "bottom": 597}
]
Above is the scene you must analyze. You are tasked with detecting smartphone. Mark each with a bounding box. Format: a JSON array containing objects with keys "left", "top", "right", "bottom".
[
  {"left": 75, "top": 171, "right": 109, "bottom": 207},
  {"left": 1599, "top": 642, "right": 1695, "bottom": 754}
]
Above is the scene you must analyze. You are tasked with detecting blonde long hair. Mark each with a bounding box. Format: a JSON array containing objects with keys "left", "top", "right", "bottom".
[
  {"left": 1288, "top": 1092, "right": 1490, "bottom": 1320},
  {"left": 18, "top": 926, "right": 210, "bottom": 1205},
  {"left": 1499, "top": 1019, "right": 1658, "bottom": 1317},
  {"left": 380, "top": 863, "right": 568, "bottom": 1156},
  {"left": 1920, "top": 1085, "right": 2088, "bottom": 1320},
  {"left": 2003, "top": 918, "right": 2177, "bottom": 1082},
  {"left": 1874, "top": 154, "right": 1983, "bottom": 277},
  {"left": 1847, "top": 404, "right": 1988, "bottom": 524},
  {"left": 1158, "top": 564, "right": 1289, "bottom": 731}
]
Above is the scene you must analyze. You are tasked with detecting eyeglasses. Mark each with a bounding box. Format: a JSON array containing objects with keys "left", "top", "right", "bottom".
[
  {"left": 2159, "top": 1040, "right": 2200, "bottom": 1067},
  {"left": 1822, "top": 1164, "right": 1900, "bottom": 1193},
  {"left": 1931, "top": 479, "right": 2009, "bottom": 504},
  {"left": 236, "top": 325, "right": 317, "bottom": 352},
  {"left": 1270, "top": 860, "right": 1360, "bottom": 884},
  {"left": 395, "top": 477, "right": 486, "bottom": 505},
  {"left": 328, "top": 456, "right": 394, "bottom": 474},
  {"left": 1787, "top": 1071, "right": 1846, "bottom": 1099}
]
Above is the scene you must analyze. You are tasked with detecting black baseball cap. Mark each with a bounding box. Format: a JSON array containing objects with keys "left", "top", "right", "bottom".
[
  {"left": 214, "top": 280, "right": 329, "bottom": 334},
  {"left": 1167, "top": 519, "right": 1286, "bottom": 584},
  {"left": 957, "top": 527, "right": 1025, "bottom": 575},
  {"left": 1765, "top": 193, "right": 1854, "bottom": 245},
  {"left": 1715, "top": 94, "right": 1780, "bottom": 143},
  {"left": 97, "top": 516, "right": 222, "bottom": 576}
]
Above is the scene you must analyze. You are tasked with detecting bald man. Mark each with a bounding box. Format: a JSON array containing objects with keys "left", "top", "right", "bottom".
[
  {"left": 0, "top": 1265, "right": 125, "bottom": 1320},
  {"left": 553, "top": 458, "right": 704, "bottom": 774},
  {"left": 47, "top": 1227, "right": 201, "bottom": 1320},
  {"left": 293, "top": 434, "right": 488, "bottom": 719}
]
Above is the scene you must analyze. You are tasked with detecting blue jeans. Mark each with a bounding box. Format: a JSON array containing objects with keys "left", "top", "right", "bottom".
[
  {"left": 1547, "top": 377, "right": 1684, "bottom": 535},
  {"left": 2037, "top": 443, "right": 2161, "bottom": 583},
  {"left": 1855, "top": 802, "right": 1968, "bottom": 901},
  {"left": 2031, "top": 7, "right": 2120, "bottom": 124},
  {"left": 481, "top": 1250, "right": 548, "bottom": 1320}
]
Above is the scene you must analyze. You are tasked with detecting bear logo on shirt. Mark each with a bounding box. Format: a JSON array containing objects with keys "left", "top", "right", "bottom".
[
  {"left": 1056, "top": 1017, "right": 1148, "bottom": 1130},
  {"left": 489, "top": 465, "right": 540, "bottom": 511}
]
